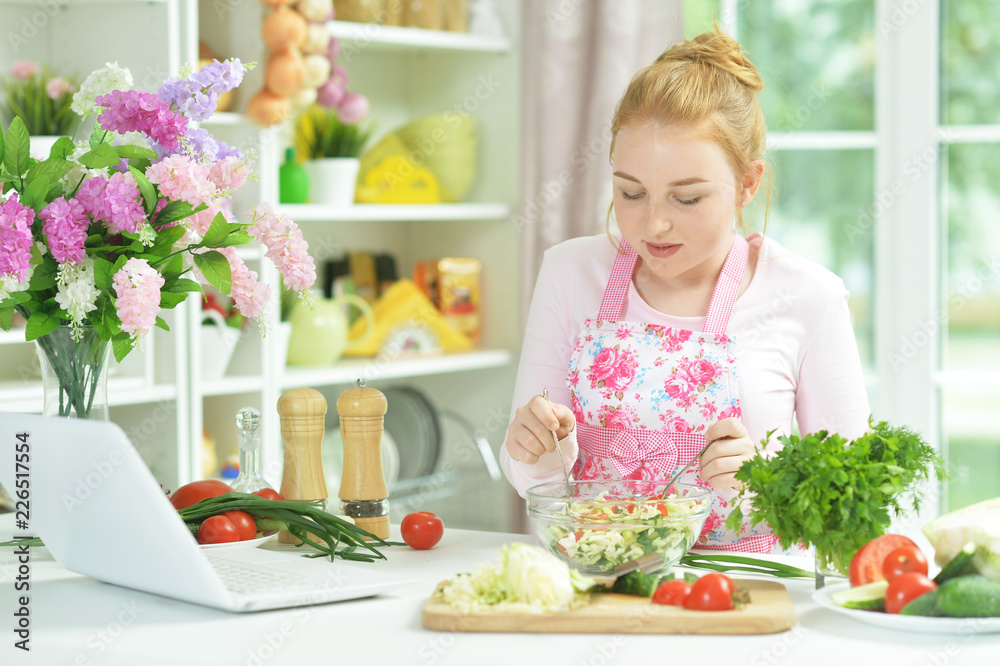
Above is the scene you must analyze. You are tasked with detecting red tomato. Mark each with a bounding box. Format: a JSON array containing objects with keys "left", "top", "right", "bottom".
[
  {"left": 683, "top": 573, "right": 735, "bottom": 611},
  {"left": 652, "top": 580, "right": 692, "bottom": 606},
  {"left": 221, "top": 510, "right": 257, "bottom": 541},
  {"left": 197, "top": 515, "right": 240, "bottom": 544},
  {"left": 252, "top": 488, "right": 284, "bottom": 501},
  {"left": 848, "top": 534, "right": 919, "bottom": 586},
  {"left": 170, "top": 480, "right": 232, "bottom": 510},
  {"left": 885, "top": 572, "right": 936, "bottom": 614},
  {"left": 882, "top": 545, "right": 929, "bottom": 582},
  {"left": 400, "top": 511, "right": 444, "bottom": 550}
]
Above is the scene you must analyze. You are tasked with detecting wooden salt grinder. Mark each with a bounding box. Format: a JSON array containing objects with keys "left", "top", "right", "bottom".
[
  {"left": 337, "top": 379, "right": 389, "bottom": 539},
  {"left": 277, "top": 387, "right": 328, "bottom": 544}
]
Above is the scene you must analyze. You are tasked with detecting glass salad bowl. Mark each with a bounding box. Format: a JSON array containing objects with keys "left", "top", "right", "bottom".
[{"left": 526, "top": 480, "right": 711, "bottom": 576}]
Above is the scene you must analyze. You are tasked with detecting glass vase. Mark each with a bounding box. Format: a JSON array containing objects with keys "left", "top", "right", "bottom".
[
  {"left": 34, "top": 326, "right": 111, "bottom": 420},
  {"left": 815, "top": 546, "right": 849, "bottom": 590}
]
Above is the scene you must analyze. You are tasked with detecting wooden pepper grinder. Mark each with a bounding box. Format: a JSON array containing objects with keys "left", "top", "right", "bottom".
[
  {"left": 277, "top": 387, "right": 328, "bottom": 544},
  {"left": 337, "top": 379, "right": 390, "bottom": 539}
]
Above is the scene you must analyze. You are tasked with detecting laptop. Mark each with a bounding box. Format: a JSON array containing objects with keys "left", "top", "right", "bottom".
[{"left": 0, "top": 412, "right": 411, "bottom": 612}]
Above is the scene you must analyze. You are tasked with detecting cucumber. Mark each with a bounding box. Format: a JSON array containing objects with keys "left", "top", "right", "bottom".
[
  {"left": 937, "top": 575, "right": 1000, "bottom": 617},
  {"left": 934, "top": 541, "right": 977, "bottom": 585},
  {"left": 831, "top": 580, "right": 889, "bottom": 611},
  {"left": 900, "top": 589, "right": 943, "bottom": 616}
]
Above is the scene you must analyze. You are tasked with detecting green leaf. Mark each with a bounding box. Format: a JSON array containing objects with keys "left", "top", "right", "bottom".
[
  {"left": 200, "top": 212, "right": 230, "bottom": 247},
  {"left": 51, "top": 136, "right": 75, "bottom": 160},
  {"left": 129, "top": 165, "right": 158, "bottom": 215},
  {"left": 21, "top": 174, "right": 51, "bottom": 211},
  {"left": 24, "top": 311, "right": 61, "bottom": 341},
  {"left": 0, "top": 120, "right": 5, "bottom": 166},
  {"left": 0, "top": 307, "right": 13, "bottom": 332},
  {"left": 28, "top": 255, "right": 58, "bottom": 291},
  {"left": 223, "top": 229, "right": 252, "bottom": 246},
  {"left": 158, "top": 291, "right": 188, "bottom": 309},
  {"left": 114, "top": 144, "right": 158, "bottom": 160},
  {"left": 165, "top": 278, "right": 203, "bottom": 293},
  {"left": 193, "top": 251, "right": 232, "bottom": 295},
  {"left": 155, "top": 200, "right": 202, "bottom": 226},
  {"left": 112, "top": 335, "right": 134, "bottom": 363},
  {"left": 150, "top": 225, "right": 186, "bottom": 254},
  {"left": 154, "top": 316, "right": 170, "bottom": 332},
  {"left": 77, "top": 143, "right": 121, "bottom": 169},
  {"left": 93, "top": 257, "right": 116, "bottom": 292},
  {"left": 4, "top": 117, "right": 30, "bottom": 178},
  {"left": 89, "top": 125, "right": 110, "bottom": 150}
]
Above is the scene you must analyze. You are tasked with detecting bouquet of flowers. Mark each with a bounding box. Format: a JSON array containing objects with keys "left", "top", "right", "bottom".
[
  {"left": 0, "top": 60, "right": 316, "bottom": 417},
  {"left": 0, "top": 61, "right": 78, "bottom": 136}
]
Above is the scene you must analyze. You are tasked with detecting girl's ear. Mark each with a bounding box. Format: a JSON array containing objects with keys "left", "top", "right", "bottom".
[{"left": 739, "top": 159, "right": 765, "bottom": 205}]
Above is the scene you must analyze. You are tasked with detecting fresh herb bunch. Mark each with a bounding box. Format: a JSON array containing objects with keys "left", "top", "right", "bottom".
[
  {"left": 725, "top": 419, "right": 945, "bottom": 575},
  {"left": 295, "top": 104, "right": 374, "bottom": 159},
  {"left": 1, "top": 61, "right": 79, "bottom": 136}
]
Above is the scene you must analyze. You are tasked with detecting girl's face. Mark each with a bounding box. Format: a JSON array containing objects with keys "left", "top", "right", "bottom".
[{"left": 612, "top": 122, "right": 754, "bottom": 288}]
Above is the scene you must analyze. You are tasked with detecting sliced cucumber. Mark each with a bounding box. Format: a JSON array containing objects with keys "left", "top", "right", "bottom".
[
  {"left": 831, "top": 579, "right": 889, "bottom": 611},
  {"left": 933, "top": 541, "right": 976, "bottom": 585},
  {"left": 901, "top": 589, "right": 943, "bottom": 616}
]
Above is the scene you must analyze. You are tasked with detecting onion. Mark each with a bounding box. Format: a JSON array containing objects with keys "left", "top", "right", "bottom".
[
  {"left": 246, "top": 89, "right": 292, "bottom": 127},
  {"left": 266, "top": 49, "right": 305, "bottom": 97},
  {"left": 262, "top": 6, "right": 308, "bottom": 50}
]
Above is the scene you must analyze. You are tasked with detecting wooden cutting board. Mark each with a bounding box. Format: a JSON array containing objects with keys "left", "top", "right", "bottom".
[{"left": 422, "top": 579, "right": 797, "bottom": 635}]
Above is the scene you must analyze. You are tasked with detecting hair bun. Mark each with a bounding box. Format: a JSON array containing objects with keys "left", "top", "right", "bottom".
[{"left": 656, "top": 30, "right": 764, "bottom": 93}]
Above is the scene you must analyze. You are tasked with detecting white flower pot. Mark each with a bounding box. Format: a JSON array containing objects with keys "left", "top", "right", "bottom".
[
  {"left": 29, "top": 135, "right": 64, "bottom": 161},
  {"left": 304, "top": 157, "right": 360, "bottom": 207},
  {"left": 199, "top": 311, "right": 242, "bottom": 381}
]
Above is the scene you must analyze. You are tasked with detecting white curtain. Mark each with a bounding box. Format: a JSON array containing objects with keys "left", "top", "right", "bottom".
[{"left": 519, "top": 0, "right": 685, "bottom": 316}]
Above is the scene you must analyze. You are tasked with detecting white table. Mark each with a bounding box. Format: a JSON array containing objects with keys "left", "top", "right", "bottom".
[{"left": 1, "top": 514, "right": 997, "bottom": 665}]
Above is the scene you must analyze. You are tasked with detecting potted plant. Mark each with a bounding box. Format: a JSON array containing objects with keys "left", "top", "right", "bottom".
[
  {"left": 294, "top": 100, "right": 373, "bottom": 207},
  {"left": 0, "top": 61, "right": 79, "bottom": 160}
]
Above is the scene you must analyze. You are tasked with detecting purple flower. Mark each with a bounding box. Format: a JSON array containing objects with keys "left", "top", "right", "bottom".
[
  {"left": 153, "top": 126, "right": 241, "bottom": 164},
  {"left": 40, "top": 197, "right": 90, "bottom": 265},
  {"left": 96, "top": 89, "right": 188, "bottom": 152},
  {"left": 337, "top": 92, "right": 369, "bottom": 124},
  {"left": 158, "top": 59, "right": 246, "bottom": 122},
  {"left": 0, "top": 195, "right": 35, "bottom": 281}
]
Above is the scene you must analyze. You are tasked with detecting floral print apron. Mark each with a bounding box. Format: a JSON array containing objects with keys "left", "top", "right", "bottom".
[{"left": 566, "top": 233, "right": 778, "bottom": 553}]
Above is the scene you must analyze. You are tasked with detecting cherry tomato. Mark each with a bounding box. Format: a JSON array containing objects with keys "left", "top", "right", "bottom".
[
  {"left": 197, "top": 515, "right": 240, "bottom": 544},
  {"left": 885, "top": 572, "right": 936, "bottom": 614},
  {"left": 252, "top": 488, "right": 284, "bottom": 501},
  {"left": 221, "top": 510, "right": 257, "bottom": 541},
  {"left": 400, "top": 511, "right": 444, "bottom": 550},
  {"left": 652, "top": 580, "right": 691, "bottom": 606},
  {"left": 882, "top": 545, "right": 929, "bottom": 582},
  {"left": 683, "top": 573, "right": 735, "bottom": 611},
  {"left": 848, "top": 534, "right": 919, "bottom": 586},
  {"left": 170, "top": 480, "right": 232, "bottom": 510}
]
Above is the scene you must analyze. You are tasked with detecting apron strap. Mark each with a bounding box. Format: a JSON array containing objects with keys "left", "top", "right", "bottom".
[
  {"left": 703, "top": 232, "right": 749, "bottom": 335},
  {"left": 597, "top": 241, "right": 639, "bottom": 320},
  {"left": 596, "top": 233, "right": 749, "bottom": 332}
]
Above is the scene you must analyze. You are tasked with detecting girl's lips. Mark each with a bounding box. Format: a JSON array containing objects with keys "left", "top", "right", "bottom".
[{"left": 645, "top": 242, "right": 681, "bottom": 258}]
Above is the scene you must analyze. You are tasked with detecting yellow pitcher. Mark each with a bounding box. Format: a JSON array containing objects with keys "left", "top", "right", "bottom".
[{"left": 286, "top": 294, "right": 376, "bottom": 366}]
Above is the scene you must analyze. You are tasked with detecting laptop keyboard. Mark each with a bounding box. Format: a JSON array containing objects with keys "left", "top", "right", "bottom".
[{"left": 206, "top": 556, "right": 318, "bottom": 595}]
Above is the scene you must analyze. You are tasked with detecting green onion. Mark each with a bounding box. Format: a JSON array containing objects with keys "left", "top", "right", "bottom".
[{"left": 680, "top": 553, "right": 815, "bottom": 579}]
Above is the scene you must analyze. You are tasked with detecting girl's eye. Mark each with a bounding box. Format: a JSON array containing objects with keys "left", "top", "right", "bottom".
[
  {"left": 620, "top": 190, "right": 643, "bottom": 201},
  {"left": 677, "top": 196, "right": 702, "bottom": 206}
]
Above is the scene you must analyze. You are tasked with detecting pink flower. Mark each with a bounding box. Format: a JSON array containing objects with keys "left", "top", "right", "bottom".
[
  {"left": 40, "top": 197, "right": 90, "bottom": 264},
  {"left": 96, "top": 89, "right": 188, "bottom": 152},
  {"left": 686, "top": 358, "right": 718, "bottom": 385},
  {"left": 113, "top": 258, "right": 164, "bottom": 338},
  {"left": 589, "top": 347, "right": 618, "bottom": 383},
  {"left": 604, "top": 407, "right": 634, "bottom": 430},
  {"left": 605, "top": 356, "right": 636, "bottom": 392},
  {"left": 577, "top": 452, "right": 602, "bottom": 481},
  {"left": 103, "top": 172, "right": 146, "bottom": 234},
  {"left": 664, "top": 374, "right": 691, "bottom": 399},
  {"left": 208, "top": 156, "right": 250, "bottom": 194},
  {"left": 571, "top": 393, "right": 585, "bottom": 422},
  {"left": 146, "top": 154, "right": 214, "bottom": 206},
  {"left": 0, "top": 195, "right": 35, "bottom": 281},
  {"left": 11, "top": 61, "right": 38, "bottom": 81},
  {"left": 317, "top": 76, "right": 346, "bottom": 108},
  {"left": 45, "top": 77, "right": 73, "bottom": 99},
  {"left": 337, "top": 91, "right": 369, "bottom": 124},
  {"left": 76, "top": 177, "right": 110, "bottom": 220},
  {"left": 219, "top": 247, "right": 270, "bottom": 320},
  {"left": 663, "top": 328, "right": 692, "bottom": 350},
  {"left": 186, "top": 205, "right": 219, "bottom": 236},
  {"left": 664, "top": 416, "right": 693, "bottom": 433},
  {"left": 247, "top": 203, "right": 316, "bottom": 292},
  {"left": 718, "top": 405, "right": 742, "bottom": 421}
]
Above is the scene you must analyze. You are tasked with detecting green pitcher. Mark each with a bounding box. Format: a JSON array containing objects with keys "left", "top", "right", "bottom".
[{"left": 286, "top": 294, "right": 376, "bottom": 365}]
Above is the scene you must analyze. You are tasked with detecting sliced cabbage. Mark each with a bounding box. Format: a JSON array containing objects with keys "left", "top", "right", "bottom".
[{"left": 922, "top": 496, "right": 1000, "bottom": 581}]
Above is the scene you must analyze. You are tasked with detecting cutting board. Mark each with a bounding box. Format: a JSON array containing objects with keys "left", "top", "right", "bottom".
[{"left": 422, "top": 579, "right": 797, "bottom": 635}]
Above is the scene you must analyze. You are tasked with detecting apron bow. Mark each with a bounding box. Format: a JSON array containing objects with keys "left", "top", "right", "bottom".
[{"left": 607, "top": 429, "right": 678, "bottom": 480}]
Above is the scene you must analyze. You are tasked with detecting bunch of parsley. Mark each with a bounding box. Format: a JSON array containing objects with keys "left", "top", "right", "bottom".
[{"left": 725, "top": 419, "right": 945, "bottom": 574}]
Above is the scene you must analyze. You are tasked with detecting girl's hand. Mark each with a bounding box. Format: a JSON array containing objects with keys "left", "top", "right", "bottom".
[
  {"left": 505, "top": 395, "right": 576, "bottom": 465},
  {"left": 699, "top": 417, "right": 755, "bottom": 489}
]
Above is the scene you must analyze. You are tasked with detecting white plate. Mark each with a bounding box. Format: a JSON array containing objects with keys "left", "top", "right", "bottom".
[
  {"left": 813, "top": 582, "right": 1000, "bottom": 634},
  {"left": 199, "top": 532, "right": 278, "bottom": 550}
]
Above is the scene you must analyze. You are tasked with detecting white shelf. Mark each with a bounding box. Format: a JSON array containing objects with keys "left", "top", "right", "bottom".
[
  {"left": 327, "top": 20, "right": 510, "bottom": 53},
  {"left": 0, "top": 329, "right": 29, "bottom": 346},
  {"left": 280, "top": 349, "right": 512, "bottom": 389},
  {"left": 199, "top": 375, "right": 265, "bottom": 396},
  {"left": 276, "top": 203, "right": 511, "bottom": 223},
  {"left": 0, "top": 379, "right": 176, "bottom": 413},
  {"left": 197, "top": 112, "right": 252, "bottom": 126}
]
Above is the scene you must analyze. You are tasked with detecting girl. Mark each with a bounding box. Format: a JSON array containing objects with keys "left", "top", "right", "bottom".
[{"left": 502, "top": 30, "right": 870, "bottom": 553}]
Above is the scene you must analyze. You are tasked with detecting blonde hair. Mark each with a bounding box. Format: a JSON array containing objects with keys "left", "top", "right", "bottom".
[{"left": 607, "top": 29, "right": 772, "bottom": 235}]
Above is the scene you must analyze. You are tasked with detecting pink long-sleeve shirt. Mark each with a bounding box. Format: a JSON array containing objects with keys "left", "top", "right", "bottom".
[{"left": 502, "top": 232, "right": 871, "bottom": 497}]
